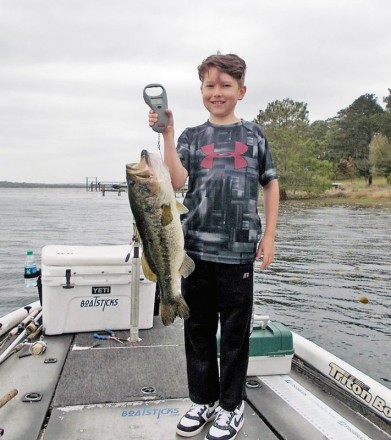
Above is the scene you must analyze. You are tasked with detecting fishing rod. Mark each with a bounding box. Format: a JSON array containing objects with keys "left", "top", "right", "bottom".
[
  {"left": 0, "top": 323, "right": 44, "bottom": 363},
  {"left": 0, "top": 311, "right": 43, "bottom": 365},
  {"left": 0, "top": 389, "right": 18, "bottom": 408},
  {"left": 0, "top": 307, "right": 41, "bottom": 351},
  {"left": 0, "top": 389, "right": 18, "bottom": 437},
  {"left": 0, "top": 300, "right": 41, "bottom": 337}
]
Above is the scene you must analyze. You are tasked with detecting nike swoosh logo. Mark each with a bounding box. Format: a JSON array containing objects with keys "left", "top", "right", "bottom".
[{"left": 234, "top": 415, "right": 243, "bottom": 428}]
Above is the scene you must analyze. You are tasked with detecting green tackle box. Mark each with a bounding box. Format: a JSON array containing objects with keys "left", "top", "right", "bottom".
[{"left": 217, "top": 318, "right": 294, "bottom": 376}]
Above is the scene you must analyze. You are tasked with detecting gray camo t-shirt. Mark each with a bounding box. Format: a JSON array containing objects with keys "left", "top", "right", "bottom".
[{"left": 177, "top": 120, "right": 278, "bottom": 265}]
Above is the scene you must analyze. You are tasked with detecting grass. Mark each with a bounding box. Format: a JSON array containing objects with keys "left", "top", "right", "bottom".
[
  {"left": 274, "top": 177, "right": 391, "bottom": 207},
  {"left": 323, "top": 177, "right": 391, "bottom": 206}
]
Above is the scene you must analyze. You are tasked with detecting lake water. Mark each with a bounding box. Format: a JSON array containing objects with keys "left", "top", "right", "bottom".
[{"left": 0, "top": 188, "right": 390, "bottom": 388}]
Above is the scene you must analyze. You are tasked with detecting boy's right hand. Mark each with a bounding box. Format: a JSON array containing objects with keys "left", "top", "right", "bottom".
[{"left": 148, "top": 109, "right": 174, "bottom": 135}]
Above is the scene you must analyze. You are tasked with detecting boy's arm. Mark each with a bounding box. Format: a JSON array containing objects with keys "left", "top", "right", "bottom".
[
  {"left": 256, "top": 178, "right": 279, "bottom": 270},
  {"left": 149, "top": 109, "right": 188, "bottom": 190}
]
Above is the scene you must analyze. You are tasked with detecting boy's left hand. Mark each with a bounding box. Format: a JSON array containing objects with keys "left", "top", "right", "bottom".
[{"left": 256, "top": 234, "right": 275, "bottom": 270}]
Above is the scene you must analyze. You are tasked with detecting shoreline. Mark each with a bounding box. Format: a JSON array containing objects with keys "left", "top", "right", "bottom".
[
  {"left": 257, "top": 180, "right": 391, "bottom": 208},
  {"left": 288, "top": 182, "right": 391, "bottom": 207},
  {"left": 281, "top": 196, "right": 391, "bottom": 208},
  {"left": 2, "top": 181, "right": 390, "bottom": 207},
  {"left": 0, "top": 182, "right": 84, "bottom": 188}
]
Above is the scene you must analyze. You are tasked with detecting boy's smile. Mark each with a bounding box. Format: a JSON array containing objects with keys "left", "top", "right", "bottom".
[{"left": 201, "top": 67, "right": 246, "bottom": 125}]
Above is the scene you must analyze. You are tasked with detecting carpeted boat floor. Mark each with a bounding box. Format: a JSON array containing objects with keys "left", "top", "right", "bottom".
[{"left": 52, "top": 317, "right": 188, "bottom": 407}]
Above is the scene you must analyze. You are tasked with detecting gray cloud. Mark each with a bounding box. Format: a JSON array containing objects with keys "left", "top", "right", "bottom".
[{"left": 0, "top": 0, "right": 390, "bottom": 183}]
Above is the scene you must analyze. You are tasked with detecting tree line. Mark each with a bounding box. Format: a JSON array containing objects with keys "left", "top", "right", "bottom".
[{"left": 254, "top": 89, "right": 391, "bottom": 199}]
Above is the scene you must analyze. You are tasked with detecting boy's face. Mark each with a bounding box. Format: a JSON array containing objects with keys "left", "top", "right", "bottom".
[{"left": 200, "top": 67, "right": 246, "bottom": 124}]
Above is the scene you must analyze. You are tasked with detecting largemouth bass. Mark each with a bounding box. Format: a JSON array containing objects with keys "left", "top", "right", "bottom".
[{"left": 126, "top": 150, "right": 195, "bottom": 326}]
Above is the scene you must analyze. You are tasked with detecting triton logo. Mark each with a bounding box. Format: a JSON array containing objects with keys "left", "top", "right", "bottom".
[
  {"left": 328, "top": 362, "right": 391, "bottom": 419},
  {"left": 92, "top": 286, "right": 111, "bottom": 295},
  {"left": 200, "top": 142, "right": 248, "bottom": 169}
]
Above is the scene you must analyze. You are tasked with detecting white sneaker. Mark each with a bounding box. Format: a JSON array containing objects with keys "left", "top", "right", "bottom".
[
  {"left": 176, "top": 401, "right": 220, "bottom": 437},
  {"left": 205, "top": 401, "right": 244, "bottom": 440}
]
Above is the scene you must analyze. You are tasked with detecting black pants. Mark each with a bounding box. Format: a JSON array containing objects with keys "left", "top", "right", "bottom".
[{"left": 181, "top": 259, "right": 253, "bottom": 411}]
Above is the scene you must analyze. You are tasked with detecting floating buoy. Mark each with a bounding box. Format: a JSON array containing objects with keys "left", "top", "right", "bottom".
[
  {"left": 287, "top": 277, "right": 301, "bottom": 282},
  {"left": 358, "top": 296, "right": 369, "bottom": 304}
]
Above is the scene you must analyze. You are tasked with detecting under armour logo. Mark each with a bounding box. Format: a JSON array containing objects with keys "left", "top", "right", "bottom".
[
  {"left": 200, "top": 142, "right": 248, "bottom": 169},
  {"left": 243, "top": 273, "right": 250, "bottom": 279}
]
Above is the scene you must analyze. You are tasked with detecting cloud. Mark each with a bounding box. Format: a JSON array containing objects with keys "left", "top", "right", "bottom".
[{"left": 0, "top": 0, "right": 390, "bottom": 182}]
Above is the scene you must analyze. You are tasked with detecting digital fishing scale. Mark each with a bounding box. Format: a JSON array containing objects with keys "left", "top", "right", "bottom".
[{"left": 143, "top": 84, "right": 168, "bottom": 133}]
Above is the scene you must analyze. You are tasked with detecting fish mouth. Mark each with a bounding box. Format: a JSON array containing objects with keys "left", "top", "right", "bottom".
[
  {"left": 140, "top": 149, "right": 150, "bottom": 166},
  {"left": 126, "top": 149, "right": 163, "bottom": 196},
  {"left": 126, "top": 150, "right": 153, "bottom": 180},
  {"left": 126, "top": 163, "right": 150, "bottom": 179}
]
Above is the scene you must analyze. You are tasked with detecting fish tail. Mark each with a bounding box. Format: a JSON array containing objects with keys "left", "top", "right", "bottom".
[{"left": 160, "top": 296, "right": 190, "bottom": 326}]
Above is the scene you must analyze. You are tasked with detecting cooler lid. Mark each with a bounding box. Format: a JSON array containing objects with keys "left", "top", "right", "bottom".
[
  {"left": 41, "top": 245, "right": 134, "bottom": 267},
  {"left": 41, "top": 264, "right": 133, "bottom": 278},
  {"left": 248, "top": 321, "right": 294, "bottom": 357}
]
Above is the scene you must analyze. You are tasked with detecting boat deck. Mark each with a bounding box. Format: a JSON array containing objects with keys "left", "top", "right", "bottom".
[{"left": 0, "top": 317, "right": 390, "bottom": 439}]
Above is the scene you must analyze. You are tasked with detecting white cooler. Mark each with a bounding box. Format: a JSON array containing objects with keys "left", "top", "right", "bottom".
[{"left": 41, "top": 245, "right": 155, "bottom": 335}]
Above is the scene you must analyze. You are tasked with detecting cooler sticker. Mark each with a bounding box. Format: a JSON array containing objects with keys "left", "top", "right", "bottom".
[
  {"left": 92, "top": 286, "right": 111, "bottom": 294},
  {"left": 80, "top": 297, "right": 119, "bottom": 311}
]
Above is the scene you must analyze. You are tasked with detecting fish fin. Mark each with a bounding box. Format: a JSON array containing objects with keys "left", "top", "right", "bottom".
[
  {"left": 161, "top": 204, "right": 173, "bottom": 226},
  {"left": 133, "top": 225, "right": 142, "bottom": 244},
  {"left": 141, "top": 254, "right": 157, "bottom": 282},
  {"left": 176, "top": 200, "right": 189, "bottom": 214},
  {"left": 160, "top": 295, "right": 190, "bottom": 326},
  {"left": 179, "top": 253, "right": 195, "bottom": 279}
]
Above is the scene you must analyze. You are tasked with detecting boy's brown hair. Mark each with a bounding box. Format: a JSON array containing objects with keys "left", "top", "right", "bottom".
[{"left": 197, "top": 53, "right": 247, "bottom": 86}]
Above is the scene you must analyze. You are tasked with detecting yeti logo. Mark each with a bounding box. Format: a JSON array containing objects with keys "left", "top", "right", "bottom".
[{"left": 92, "top": 286, "right": 111, "bottom": 295}]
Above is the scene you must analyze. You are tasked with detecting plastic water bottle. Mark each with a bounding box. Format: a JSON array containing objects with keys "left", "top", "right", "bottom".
[{"left": 24, "top": 251, "right": 39, "bottom": 288}]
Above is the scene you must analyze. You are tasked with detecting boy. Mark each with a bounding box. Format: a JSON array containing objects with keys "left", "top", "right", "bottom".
[{"left": 148, "top": 53, "right": 279, "bottom": 440}]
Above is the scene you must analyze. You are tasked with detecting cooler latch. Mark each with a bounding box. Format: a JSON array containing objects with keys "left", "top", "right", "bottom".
[
  {"left": 252, "top": 314, "right": 270, "bottom": 330},
  {"left": 63, "top": 269, "right": 74, "bottom": 289}
]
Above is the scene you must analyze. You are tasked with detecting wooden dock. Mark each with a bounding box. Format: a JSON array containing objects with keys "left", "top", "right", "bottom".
[
  {"left": 99, "top": 182, "right": 127, "bottom": 196},
  {"left": 85, "top": 177, "right": 187, "bottom": 197},
  {"left": 85, "top": 178, "right": 126, "bottom": 196}
]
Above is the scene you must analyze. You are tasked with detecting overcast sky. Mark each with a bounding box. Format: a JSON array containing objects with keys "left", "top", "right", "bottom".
[{"left": 1, "top": 0, "right": 390, "bottom": 183}]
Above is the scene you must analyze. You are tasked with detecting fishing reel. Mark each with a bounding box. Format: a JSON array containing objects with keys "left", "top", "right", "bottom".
[{"left": 28, "top": 340, "right": 47, "bottom": 356}]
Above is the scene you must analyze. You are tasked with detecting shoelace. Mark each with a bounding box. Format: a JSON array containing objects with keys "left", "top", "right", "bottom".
[
  {"left": 188, "top": 403, "right": 206, "bottom": 417},
  {"left": 215, "top": 409, "right": 234, "bottom": 427}
]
